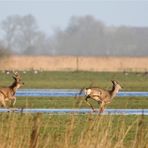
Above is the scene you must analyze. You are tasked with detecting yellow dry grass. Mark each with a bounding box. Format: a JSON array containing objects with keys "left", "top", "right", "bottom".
[{"left": 0, "top": 56, "right": 148, "bottom": 71}]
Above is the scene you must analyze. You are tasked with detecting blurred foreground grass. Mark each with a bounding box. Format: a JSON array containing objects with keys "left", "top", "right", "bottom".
[{"left": 0, "top": 113, "right": 148, "bottom": 148}]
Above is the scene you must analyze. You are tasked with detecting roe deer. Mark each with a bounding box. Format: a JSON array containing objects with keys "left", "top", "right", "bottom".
[
  {"left": 78, "top": 80, "right": 122, "bottom": 113},
  {"left": 0, "top": 72, "right": 24, "bottom": 108}
]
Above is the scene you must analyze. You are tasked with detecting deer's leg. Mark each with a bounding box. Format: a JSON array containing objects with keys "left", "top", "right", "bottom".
[
  {"left": 10, "top": 96, "right": 16, "bottom": 107},
  {"left": 1, "top": 99, "right": 7, "bottom": 108},
  {"left": 0, "top": 94, "right": 7, "bottom": 108},
  {"left": 99, "top": 101, "right": 105, "bottom": 113},
  {"left": 85, "top": 96, "right": 95, "bottom": 112}
]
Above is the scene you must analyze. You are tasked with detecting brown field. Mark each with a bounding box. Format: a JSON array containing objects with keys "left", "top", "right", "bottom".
[{"left": 0, "top": 55, "right": 148, "bottom": 71}]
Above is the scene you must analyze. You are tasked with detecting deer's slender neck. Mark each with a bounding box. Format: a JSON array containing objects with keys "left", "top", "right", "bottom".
[
  {"left": 9, "top": 81, "right": 17, "bottom": 91},
  {"left": 110, "top": 85, "right": 119, "bottom": 99}
]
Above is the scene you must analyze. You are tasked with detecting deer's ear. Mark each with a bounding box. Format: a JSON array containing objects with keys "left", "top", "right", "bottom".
[{"left": 111, "top": 80, "right": 115, "bottom": 84}]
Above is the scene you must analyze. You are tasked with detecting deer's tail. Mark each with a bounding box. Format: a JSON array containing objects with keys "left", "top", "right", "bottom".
[
  {"left": 74, "top": 87, "right": 86, "bottom": 107},
  {"left": 75, "top": 87, "right": 85, "bottom": 99}
]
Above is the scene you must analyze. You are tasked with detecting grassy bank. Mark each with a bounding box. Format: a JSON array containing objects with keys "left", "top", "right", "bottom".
[{"left": 15, "top": 96, "right": 148, "bottom": 109}]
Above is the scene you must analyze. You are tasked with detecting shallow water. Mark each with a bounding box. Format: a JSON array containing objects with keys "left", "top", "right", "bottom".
[
  {"left": 16, "top": 89, "right": 148, "bottom": 97},
  {"left": 0, "top": 108, "right": 148, "bottom": 115}
]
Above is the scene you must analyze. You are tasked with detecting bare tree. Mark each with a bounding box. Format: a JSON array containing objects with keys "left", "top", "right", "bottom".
[
  {"left": 53, "top": 15, "right": 106, "bottom": 55},
  {"left": 1, "top": 15, "right": 52, "bottom": 55},
  {"left": 1, "top": 15, "right": 21, "bottom": 51},
  {"left": 52, "top": 15, "right": 148, "bottom": 56},
  {"left": 1, "top": 14, "right": 148, "bottom": 56},
  {"left": 0, "top": 42, "right": 11, "bottom": 57}
]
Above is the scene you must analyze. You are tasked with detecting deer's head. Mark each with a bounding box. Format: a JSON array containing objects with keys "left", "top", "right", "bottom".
[
  {"left": 12, "top": 72, "right": 24, "bottom": 89},
  {"left": 111, "top": 80, "right": 122, "bottom": 90}
]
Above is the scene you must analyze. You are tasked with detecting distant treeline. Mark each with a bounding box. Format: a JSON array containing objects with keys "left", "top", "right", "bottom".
[{"left": 0, "top": 15, "right": 148, "bottom": 56}]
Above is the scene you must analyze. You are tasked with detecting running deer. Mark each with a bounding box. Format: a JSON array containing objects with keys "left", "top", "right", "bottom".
[
  {"left": 0, "top": 72, "right": 24, "bottom": 108},
  {"left": 78, "top": 80, "right": 122, "bottom": 113}
]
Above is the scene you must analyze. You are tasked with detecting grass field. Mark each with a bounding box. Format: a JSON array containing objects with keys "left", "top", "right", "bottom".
[
  {"left": 15, "top": 96, "right": 148, "bottom": 109},
  {"left": 1, "top": 71, "right": 148, "bottom": 109},
  {"left": 0, "top": 71, "right": 148, "bottom": 148},
  {"left": 1, "top": 71, "right": 148, "bottom": 90}
]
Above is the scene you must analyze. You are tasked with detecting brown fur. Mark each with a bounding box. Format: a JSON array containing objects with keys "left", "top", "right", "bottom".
[
  {"left": 0, "top": 72, "right": 24, "bottom": 108},
  {"left": 80, "top": 80, "right": 122, "bottom": 113}
]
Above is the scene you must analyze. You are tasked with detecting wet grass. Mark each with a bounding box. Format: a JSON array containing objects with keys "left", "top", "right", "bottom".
[
  {"left": 14, "top": 96, "right": 148, "bottom": 109},
  {"left": 0, "top": 71, "right": 148, "bottom": 109}
]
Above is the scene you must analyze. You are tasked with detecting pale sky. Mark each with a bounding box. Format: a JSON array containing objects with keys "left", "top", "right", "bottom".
[{"left": 0, "top": 0, "right": 148, "bottom": 35}]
